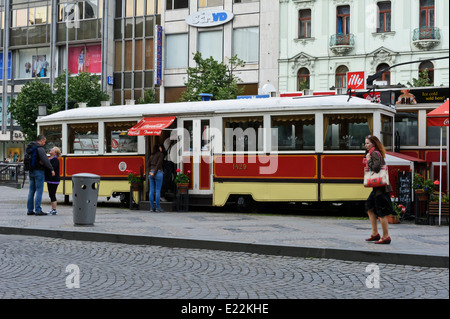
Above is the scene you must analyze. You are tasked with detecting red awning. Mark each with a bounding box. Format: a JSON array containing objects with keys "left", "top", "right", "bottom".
[
  {"left": 386, "top": 152, "right": 426, "bottom": 163},
  {"left": 427, "top": 100, "right": 449, "bottom": 127},
  {"left": 128, "top": 116, "right": 176, "bottom": 136}
]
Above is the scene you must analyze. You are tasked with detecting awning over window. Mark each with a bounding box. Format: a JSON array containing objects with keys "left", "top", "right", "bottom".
[{"left": 127, "top": 116, "right": 176, "bottom": 136}]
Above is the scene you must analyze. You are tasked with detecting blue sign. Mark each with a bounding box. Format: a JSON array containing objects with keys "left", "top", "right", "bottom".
[
  {"left": 107, "top": 76, "right": 114, "bottom": 85},
  {"left": 154, "top": 25, "right": 163, "bottom": 86},
  {"left": 237, "top": 95, "right": 270, "bottom": 100},
  {"left": 0, "top": 52, "right": 12, "bottom": 81},
  {"left": 185, "top": 9, "right": 234, "bottom": 27}
]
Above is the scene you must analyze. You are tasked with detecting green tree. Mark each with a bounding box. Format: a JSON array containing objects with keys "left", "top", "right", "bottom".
[
  {"left": 138, "top": 88, "right": 157, "bottom": 104},
  {"left": 8, "top": 79, "right": 54, "bottom": 142},
  {"left": 407, "top": 69, "right": 433, "bottom": 87},
  {"left": 179, "top": 52, "right": 245, "bottom": 102},
  {"left": 53, "top": 71, "right": 110, "bottom": 112}
]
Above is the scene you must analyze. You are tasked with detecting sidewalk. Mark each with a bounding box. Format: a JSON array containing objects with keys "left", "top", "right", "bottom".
[{"left": 0, "top": 185, "right": 448, "bottom": 268}]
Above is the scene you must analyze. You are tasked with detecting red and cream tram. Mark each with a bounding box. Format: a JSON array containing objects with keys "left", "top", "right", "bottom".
[{"left": 37, "top": 94, "right": 420, "bottom": 210}]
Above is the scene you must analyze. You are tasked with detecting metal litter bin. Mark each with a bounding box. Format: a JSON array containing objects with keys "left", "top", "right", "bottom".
[{"left": 72, "top": 173, "right": 100, "bottom": 226}]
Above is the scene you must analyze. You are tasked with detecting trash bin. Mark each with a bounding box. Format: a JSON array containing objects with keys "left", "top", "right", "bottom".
[{"left": 72, "top": 173, "right": 100, "bottom": 226}]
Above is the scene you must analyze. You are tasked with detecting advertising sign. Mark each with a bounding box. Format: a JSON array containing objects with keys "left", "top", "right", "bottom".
[
  {"left": 185, "top": 9, "right": 234, "bottom": 27},
  {"left": 0, "top": 52, "right": 12, "bottom": 80},
  {"left": 347, "top": 71, "right": 366, "bottom": 90},
  {"left": 154, "top": 25, "right": 163, "bottom": 86},
  {"left": 68, "top": 44, "right": 102, "bottom": 75}
]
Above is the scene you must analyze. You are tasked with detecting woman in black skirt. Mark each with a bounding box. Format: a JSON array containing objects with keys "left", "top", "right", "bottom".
[{"left": 364, "top": 135, "right": 393, "bottom": 244}]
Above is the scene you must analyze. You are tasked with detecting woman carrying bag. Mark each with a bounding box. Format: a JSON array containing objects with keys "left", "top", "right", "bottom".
[{"left": 364, "top": 135, "right": 393, "bottom": 244}]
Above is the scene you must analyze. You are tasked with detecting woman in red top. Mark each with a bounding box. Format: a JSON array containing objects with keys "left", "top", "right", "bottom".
[{"left": 364, "top": 135, "right": 393, "bottom": 244}]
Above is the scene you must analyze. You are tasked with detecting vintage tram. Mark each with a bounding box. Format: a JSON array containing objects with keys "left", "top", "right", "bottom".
[{"left": 37, "top": 94, "right": 420, "bottom": 210}]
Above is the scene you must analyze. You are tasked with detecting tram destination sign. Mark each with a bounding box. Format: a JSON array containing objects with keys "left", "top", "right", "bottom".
[{"left": 185, "top": 9, "right": 234, "bottom": 27}]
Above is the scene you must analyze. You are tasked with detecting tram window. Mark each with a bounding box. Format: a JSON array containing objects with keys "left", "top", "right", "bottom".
[
  {"left": 271, "top": 115, "right": 315, "bottom": 151},
  {"left": 394, "top": 112, "right": 418, "bottom": 146},
  {"left": 68, "top": 123, "right": 99, "bottom": 154},
  {"left": 201, "top": 120, "right": 210, "bottom": 151},
  {"left": 183, "top": 120, "right": 193, "bottom": 152},
  {"left": 381, "top": 115, "right": 393, "bottom": 150},
  {"left": 427, "top": 123, "right": 447, "bottom": 146},
  {"left": 105, "top": 121, "right": 138, "bottom": 153},
  {"left": 40, "top": 125, "right": 62, "bottom": 153},
  {"left": 323, "top": 114, "right": 372, "bottom": 150},
  {"left": 223, "top": 117, "right": 264, "bottom": 152}
]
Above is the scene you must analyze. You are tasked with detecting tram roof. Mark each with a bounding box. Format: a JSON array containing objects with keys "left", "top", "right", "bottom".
[{"left": 37, "top": 95, "right": 393, "bottom": 124}]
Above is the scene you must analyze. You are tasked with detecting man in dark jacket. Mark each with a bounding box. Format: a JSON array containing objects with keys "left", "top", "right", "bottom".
[{"left": 26, "top": 135, "right": 55, "bottom": 216}]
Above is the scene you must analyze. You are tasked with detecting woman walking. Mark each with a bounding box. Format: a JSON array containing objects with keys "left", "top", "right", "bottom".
[
  {"left": 45, "top": 147, "right": 61, "bottom": 215},
  {"left": 147, "top": 144, "right": 164, "bottom": 212},
  {"left": 364, "top": 135, "right": 393, "bottom": 244}
]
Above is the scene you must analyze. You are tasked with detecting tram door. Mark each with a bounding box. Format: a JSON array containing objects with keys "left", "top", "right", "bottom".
[{"left": 181, "top": 118, "right": 213, "bottom": 194}]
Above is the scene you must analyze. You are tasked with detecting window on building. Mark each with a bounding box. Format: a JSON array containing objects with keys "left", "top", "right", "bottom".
[
  {"left": 199, "top": 0, "right": 223, "bottom": 7},
  {"left": 420, "top": 0, "right": 435, "bottom": 29},
  {"left": 324, "top": 114, "right": 372, "bottom": 150},
  {"left": 297, "top": 68, "right": 310, "bottom": 91},
  {"left": 377, "top": 1, "right": 391, "bottom": 32},
  {"left": 234, "top": 0, "right": 259, "bottom": 3},
  {"left": 298, "top": 9, "right": 311, "bottom": 38},
  {"left": 16, "top": 47, "right": 52, "bottom": 79},
  {"left": 198, "top": 30, "right": 223, "bottom": 62},
  {"left": 272, "top": 115, "right": 315, "bottom": 151},
  {"left": 335, "top": 65, "right": 348, "bottom": 89},
  {"left": 419, "top": 61, "right": 434, "bottom": 85},
  {"left": 165, "top": 33, "right": 188, "bottom": 68},
  {"left": 233, "top": 27, "right": 259, "bottom": 63},
  {"left": 166, "top": 0, "right": 188, "bottom": 10},
  {"left": 395, "top": 111, "right": 418, "bottom": 146},
  {"left": 376, "top": 63, "right": 390, "bottom": 85},
  {"left": 336, "top": 5, "right": 350, "bottom": 34}
]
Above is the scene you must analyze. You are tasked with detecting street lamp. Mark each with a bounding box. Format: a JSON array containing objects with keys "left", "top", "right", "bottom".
[{"left": 38, "top": 104, "right": 48, "bottom": 118}]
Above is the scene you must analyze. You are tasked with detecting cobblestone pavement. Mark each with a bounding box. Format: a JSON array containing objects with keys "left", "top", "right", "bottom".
[{"left": 0, "top": 235, "right": 448, "bottom": 300}]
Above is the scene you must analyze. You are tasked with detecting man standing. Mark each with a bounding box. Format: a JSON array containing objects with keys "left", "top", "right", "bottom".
[{"left": 26, "top": 135, "right": 55, "bottom": 216}]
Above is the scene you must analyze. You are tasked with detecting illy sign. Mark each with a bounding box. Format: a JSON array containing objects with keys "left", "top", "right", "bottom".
[{"left": 347, "top": 71, "right": 366, "bottom": 90}]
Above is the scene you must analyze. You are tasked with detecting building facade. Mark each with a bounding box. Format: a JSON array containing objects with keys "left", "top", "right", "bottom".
[
  {"left": 279, "top": 0, "right": 449, "bottom": 93},
  {"left": 0, "top": 0, "right": 279, "bottom": 160}
]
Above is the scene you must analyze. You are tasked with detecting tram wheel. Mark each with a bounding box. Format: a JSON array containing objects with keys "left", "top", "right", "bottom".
[{"left": 236, "top": 195, "right": 257, "bottom": 213}]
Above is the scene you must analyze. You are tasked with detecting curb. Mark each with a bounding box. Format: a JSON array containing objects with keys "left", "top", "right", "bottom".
[{"left": 0, "top": 226, "right": 448, "bottom": 268}]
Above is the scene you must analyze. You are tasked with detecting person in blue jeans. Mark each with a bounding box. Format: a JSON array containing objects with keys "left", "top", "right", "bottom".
[
  {"left": 26, "top": 135, "right": 55, "bottom": 216},
  {"left": 147, "top": 144, "right": 165, "bottom": 212}
]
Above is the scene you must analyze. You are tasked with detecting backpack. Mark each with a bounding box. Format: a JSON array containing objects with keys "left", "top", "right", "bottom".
[{"left": 24, "top": 144, "right": 39, "bottom": 171}]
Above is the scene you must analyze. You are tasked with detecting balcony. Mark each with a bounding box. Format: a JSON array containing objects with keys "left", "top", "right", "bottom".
[
  {"left": 412, "top": 27, "right": 441, "bottom": 50},
  {"left": 329, "top": 33, "right": 354, "bottom": 55}
]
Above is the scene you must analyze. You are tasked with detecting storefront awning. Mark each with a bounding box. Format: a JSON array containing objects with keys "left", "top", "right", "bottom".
[
  {"left": 127, "top": 116, "right": 176, "bottom": 136},
  {"left": 386, "top": 152, "right": 426, "bottom": 163}
]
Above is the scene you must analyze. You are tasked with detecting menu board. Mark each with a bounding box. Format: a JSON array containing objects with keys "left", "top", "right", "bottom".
[{"left": 397, "top": 171, "right": 412, "bottom": 215}]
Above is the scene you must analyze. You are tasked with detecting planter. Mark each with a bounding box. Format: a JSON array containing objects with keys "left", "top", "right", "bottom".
[
  {"left": 177, "top": 183, "right": 189, "bottom": 194},
  {"left": 415, "top": 190, "right": 429, "bottom": 201},
  {"left": 387, "top": 215, "right": 400, "bottom": 224}
]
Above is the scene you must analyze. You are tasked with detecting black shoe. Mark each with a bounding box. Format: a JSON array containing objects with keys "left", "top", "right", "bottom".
[
  {"left": 35, "top": 211, "right": 48, "bottom": 216},
  {"left": 27, "top": 211, "right": 35, "bottom": 216}
]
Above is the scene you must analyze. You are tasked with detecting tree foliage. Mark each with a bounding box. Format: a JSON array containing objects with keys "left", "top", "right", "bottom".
[
  {"left": 8, "top": 79, "right": 54, "bottom": 142},
  {"left": 407, "top": 69, "right": 433, "bottom": 87},
  {"left": 138, "top": 88, "right": 157, "bottom": 104},
  {"left": 179, "top": 52, "right": 245, "bottom": 102}
]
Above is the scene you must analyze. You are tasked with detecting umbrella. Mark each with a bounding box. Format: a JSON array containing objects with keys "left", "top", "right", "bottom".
[{"left": 426, "top": 99, "right": 449, "bottom": 226}]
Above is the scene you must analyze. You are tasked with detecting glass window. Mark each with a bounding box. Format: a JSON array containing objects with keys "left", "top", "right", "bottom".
[
  {"left": 16, "top": 47, "right": 51, "bottom": 79},
  {"left": 166, "top": 0, "right": 189, "bottom": 10},
  {"left": 377, "top": 1, "right": 391, "bottom": 32},
  {"left": 12, "top": 9, "right": 28, "bottom": 27},
  {"left": 298, "top": 9, "right": 311, "bottom": 38},
  {"left": 183, "top": 120, "right": 193, "bottom": 152},
  {"left": 165, "top": 33, "right": 188, "bottom": 68},
  {"left": 324, "top": 114, "right": 372, "bottom": 150},
  {"left": 40, "top": 125, "right": 62, "bottom": 153},
  {"left": 426, "top": 111, "right": 447, "bottom": 146},
  {"left": 199, "top": 0, "right": 223, "bottom": 7},
  {"left": 233, "top": 27, "right": 259, "bottom": 63},
  {"left": 272, "top": 115, "right": 315, "bottom": 151},
  {"left": 376, "top": 63, "right": 390, "bottom": 85},
  {"left": 201, "top": 120, "right": 211, "bottom": 151},
  {"left": 420, "top": 0, "right": 434, "bottom": 28},
  {"left": 394, "top": 111, "right": 418, "bottom": 146},
  {"left": 223, "top": 117, "right": 264, "bottom": 152},
  {"left": 419, "top": 61, "right": 434, "bottom": 85},
  {"left": 337, "top": 5, "right": 350, "bottom": 34},
  {"left": 105, "top": 122, "right": 138, "bottom": 153},
  {"left": 335, "top": 65, "right": 348, "bottom": 89},
  {"left": 381, "top": 114, "right": 393, "bottom": 150},
  {"left": 297, "top": 68, "right": 310, "bottom": 91},
  {"left": 198, "top": 30, "right": 223, "bottom": 62},
  {"left": 68, "top": 123, "right": 99, "bottom": 154}
]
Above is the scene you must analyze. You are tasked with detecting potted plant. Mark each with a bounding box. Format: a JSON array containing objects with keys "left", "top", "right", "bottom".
[
  {"left": 389, "top": 200, "right": 405, "bottom": 224},
  {"left": 174, "top": 168, "right": 191, "bottom": 193},
  {"left": 413, "top": 173, "right": 437, "bottom": 201},
  {"left": 126, "top": 170, "right": 143, "bottom": 186}
]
